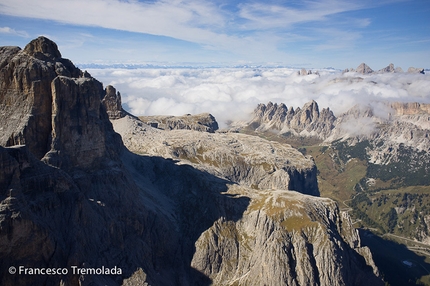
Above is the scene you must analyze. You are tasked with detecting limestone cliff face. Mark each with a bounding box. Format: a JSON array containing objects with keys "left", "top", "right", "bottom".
[
  {"left": 1, "top": 38, "right": 382, "bottom": 286},
  {"left": 0, "top": 37, "right": 83, "bottom": 159},
  {"left": 43, "top": 76, "right": 123, "bottom": 171},
  {"left": 191, "top": 190, "right": 380, "bottom": 286}
]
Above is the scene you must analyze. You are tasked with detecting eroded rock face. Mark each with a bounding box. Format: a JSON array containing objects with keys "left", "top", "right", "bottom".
[
  {"left": 0, "top": 36, "right": 82, "bottom": 159},
  {"left": 42, "top": 77, "right": 123, "bottom": 171},
  {"left": 102, "top": 85, "right": 126, "bottom": 120},
  {"left": 191, "top": 190, "right": 381, "bottom": 286}
]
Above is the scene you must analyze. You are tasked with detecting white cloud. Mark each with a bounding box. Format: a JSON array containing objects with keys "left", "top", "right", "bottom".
[
  {"left": 0, "top": 26, "right": 28, "bottom": 37},
  {"left": 0, "top": 0, "right": 238, "bottom": 50},
  {"left": 0, "top": 0, "right": 392, "bottom": 64},
  {"left": 237, "top": 0, "right": 363, "bottom": 30},
  {"left": 88, "top": 67, "right": 430, "bottom": 128}
]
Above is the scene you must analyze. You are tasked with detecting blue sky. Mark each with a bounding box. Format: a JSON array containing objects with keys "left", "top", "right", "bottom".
[{"left": 0, "top": 0, "right": 429, "bottom": 69}]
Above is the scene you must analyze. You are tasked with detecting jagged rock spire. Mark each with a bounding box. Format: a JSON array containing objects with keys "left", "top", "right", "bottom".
[{"left": 249, "top": 100, "right": 336, "bottom": 139}]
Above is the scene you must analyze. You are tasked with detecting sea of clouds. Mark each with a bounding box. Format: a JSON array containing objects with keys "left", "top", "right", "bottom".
[{"left": 88, "top": 67, "right": 430, "bottom": 128}]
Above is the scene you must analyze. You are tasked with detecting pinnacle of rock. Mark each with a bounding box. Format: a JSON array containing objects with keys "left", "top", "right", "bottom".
[{"left": 102, "top": 85, "right": 126, "bottom": 120}]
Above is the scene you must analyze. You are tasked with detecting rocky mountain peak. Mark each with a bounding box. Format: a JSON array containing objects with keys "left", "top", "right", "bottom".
[
  {"left": 378, "top": 63, "right": 395, "bottom": 73},
  {"left": 356, "top": 62, "right": 374, "bottom": 74},
  {"left": 0, "top": 36, "right": 122, "bottom": 169},
  {"left": 23, "top": 36, "right": 62, "bottom": 61}
]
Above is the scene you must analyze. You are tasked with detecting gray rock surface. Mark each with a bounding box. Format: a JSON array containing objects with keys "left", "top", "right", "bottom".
[
  {"left": 102, "top": 85, "right": 126, "bottom": 120},
  {"left": 0, "top": 37, "right": 82, "bottom": 159},
  {"left": 139, "top": 113, "right": 219, "bottom": 133},
  {"left": 191, "top": 190, "right": 381, "bottom": 286}
]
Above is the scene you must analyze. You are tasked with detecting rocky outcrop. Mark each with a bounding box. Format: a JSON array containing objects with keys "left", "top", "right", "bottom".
[
  {"left": 42, "top": 76, "right": 123, "bottom": 171},
  {"left": 139, "top": 113, "right": 219, "bottom": 133},
  {"left": 248, "top": 101, "right": 336, "bottom": 139},
  {"left": 191, "top": 190, "right": 381, "bottom": 286},
  {"left": 1, "top": 38, "right": 382, "bottom": 286},
  {"left": 102, "top": 85, "right": 126, "bottom": 120},
  {"left": 0, "top": 36, "right": 83, "bottom": 159}
]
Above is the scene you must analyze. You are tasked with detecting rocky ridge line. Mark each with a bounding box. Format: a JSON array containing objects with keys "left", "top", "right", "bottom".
[
  {"left": 247, "top": 100, "right": 336, "bottom": 139},
  {"left": 343, "top": 62, "right": 424, "bottom": 74}
]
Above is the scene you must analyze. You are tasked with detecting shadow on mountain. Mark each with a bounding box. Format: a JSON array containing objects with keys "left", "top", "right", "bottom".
[
  {"left": 359, "top": 229, "right": 430, "bottom": 286},
  {"left": 0, "top": 144, "right": 250, "bottom": 285},
  {"left": 121, "top": 150, "right": 251, "bottom": 284}
]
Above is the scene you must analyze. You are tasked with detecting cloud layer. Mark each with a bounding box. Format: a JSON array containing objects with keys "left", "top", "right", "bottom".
[
  {"left": 89, "top": 67, "right": 430, "bottom": 127},
  {"left": 3, "top": 0, "right": 427, "bottom": 68}
]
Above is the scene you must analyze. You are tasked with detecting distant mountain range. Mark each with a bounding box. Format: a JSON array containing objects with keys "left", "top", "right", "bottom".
[{"left": 78, "top": 62, "right": 427, "bottom": 74}]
